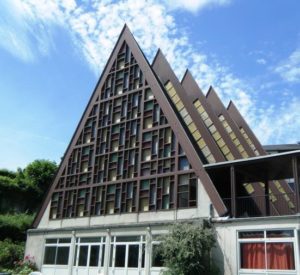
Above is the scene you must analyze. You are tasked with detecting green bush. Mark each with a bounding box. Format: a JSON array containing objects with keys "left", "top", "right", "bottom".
[
  {"left": 158, "top": 222, "right": 219, "bottom": 275},
  {"left": 0, "top": 214, "right": 34, "bottom": 241},
  {"left": 0, "top": 239, "right": 24, "bottom": 270}
]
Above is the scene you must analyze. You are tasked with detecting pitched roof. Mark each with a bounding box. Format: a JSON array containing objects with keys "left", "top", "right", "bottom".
[{"left": 33, "top": 25, "right": 227, "bottom": 228}]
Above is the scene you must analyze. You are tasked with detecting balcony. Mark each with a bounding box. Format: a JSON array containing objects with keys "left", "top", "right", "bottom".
[{"left": 204, "top": 150, "right": 300, "bottom": 218}]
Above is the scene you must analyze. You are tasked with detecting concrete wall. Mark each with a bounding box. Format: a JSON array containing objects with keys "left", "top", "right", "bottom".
[{"left": 213, "top": 215, "right": 300, "bottom": 275}]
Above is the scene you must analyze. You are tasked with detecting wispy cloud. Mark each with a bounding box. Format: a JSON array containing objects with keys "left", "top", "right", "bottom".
[
  {"left": 256, "top": 58, "right": 266, "bottom": 65},
  {"left": 164, "top": 0, "right": 231, "bottom": 13},
  {"left": 0, "top": 0, "right": 299, "bottom": 145},
  {"left": 274, "top": 48, "right": 300, "bottom": 83}
]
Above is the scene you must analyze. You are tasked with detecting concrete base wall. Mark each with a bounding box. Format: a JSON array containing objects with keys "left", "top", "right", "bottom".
[{"left": 213, "top": 215, "right": 300, "bottom": 275}]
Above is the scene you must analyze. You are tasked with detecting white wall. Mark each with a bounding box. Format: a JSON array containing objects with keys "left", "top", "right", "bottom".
[{"left": 213, "top": 216, "right": 300, "bottom": 275}]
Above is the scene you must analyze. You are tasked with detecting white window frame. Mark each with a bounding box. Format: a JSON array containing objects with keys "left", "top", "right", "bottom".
[
  {"left": 110, "top": 235, "right": 146, "bottom": 270},
  {"left": 74, "top": 236, "right": 106, "bottom": 270},
  {"left": 43, "top": 238, "right": 71, "bottom": 267},
  {"left": 237, "top": 228, "right": 299, "bottom": 275}
]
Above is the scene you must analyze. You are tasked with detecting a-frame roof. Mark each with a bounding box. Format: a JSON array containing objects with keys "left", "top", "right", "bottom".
[
  {"left": 152, "top": 49, "right": 224, "bottom": 163},
  {"left": 227, "top": 100, "right": 265, "bottom": 155},
  {"left": 33, "top": 25, "right": 227, "bottom": 228},
  {"left": 181, "top": 70, "right": 241, "bottom": 157}
]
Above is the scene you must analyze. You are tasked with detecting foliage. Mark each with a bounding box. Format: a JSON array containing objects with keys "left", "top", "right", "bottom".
[
  {"left": 0, "top": 254, "right": 37, "bottom": 275},
  {"left": 0, "top": 214, "right": 34, "bottom": 241},
  {"left": 0, "top": 239, "right": 24, "bottom": 270},
  {"left": 0, "top": 159, "right": 57, "bottom": 214},
  {"left": 24, "top": 159, "right": 57, "bottom": 198},
  {"left": 158, "top": 222, "right": 218, "bottom": 275}
]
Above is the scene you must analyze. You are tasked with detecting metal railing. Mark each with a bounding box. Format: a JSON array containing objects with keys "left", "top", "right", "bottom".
[{"left": 223, "top": 192, "right": 296, "bottom": 218}]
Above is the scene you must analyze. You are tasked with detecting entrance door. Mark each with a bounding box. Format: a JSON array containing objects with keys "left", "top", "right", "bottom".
[
  {"left": 73, "top": 237, "right": 106, "bottom": 275},
  {"left": 109, "top": 236, "right": 145, "bottom": 275}
]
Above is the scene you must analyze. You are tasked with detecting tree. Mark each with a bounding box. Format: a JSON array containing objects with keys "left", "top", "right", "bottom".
[
  {"left": 157, "top": 222, "right": 219, "bottom": 275},
  {"left": 23, "top": 159, "right": 57, "bottom": 198}
]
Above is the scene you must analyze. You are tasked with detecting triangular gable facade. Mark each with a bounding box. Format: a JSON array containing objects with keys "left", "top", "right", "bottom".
[{"left": 33, "top": 25, "right": 226, "bottom": 227}]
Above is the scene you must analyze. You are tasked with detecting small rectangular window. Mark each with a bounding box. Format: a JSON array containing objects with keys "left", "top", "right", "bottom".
[
  {"left": 78, "top": 246, "right": 88, "bottom": 266},
  {"left": 115, "top": 245, "right": 126, "bottom": 267},
  {"left": 128, "top": 245, "right": 139, "bottom": 267},
  {"left": 179, "top": 157, "right": 190, "bottom": 170},
  {"left": 89, "top": 245, "right": 100, "bottom": 267},
  {"left": 56, "top": 247, "right": 70, "bottom": 265},
  {"left": 43, "top": 247, "right": 56, "bottom": 264}
]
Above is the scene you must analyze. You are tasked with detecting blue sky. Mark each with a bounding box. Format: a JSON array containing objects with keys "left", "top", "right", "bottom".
[{"left": 0, "top": 0, "right": 299, "bottom": 170}]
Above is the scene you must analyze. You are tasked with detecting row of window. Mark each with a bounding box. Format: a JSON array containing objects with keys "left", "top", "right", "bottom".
[
  {"left": 43, "top": 236, "right": 163, "bottom": 269},
  {"left": 50, "top": 173, "right": 197, "bottom": 219},
  {"left": 43, "top": 229, "right": 298, "bottom": 272}
]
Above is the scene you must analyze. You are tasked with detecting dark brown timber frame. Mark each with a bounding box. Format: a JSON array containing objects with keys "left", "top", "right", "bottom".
[
  {"left": 206, "top": 88, "right": 295, "bottom": 213},
  {"left": 227, "top": 100, "right": 268, "bottom": 156},
  {"left": 181, "top": 70, "right": 241, "bottom": 158},
  {"left": 152, "top": 50, "right": 224, "bottom": 163},
  {"left": 33, "top": 25, "right": 226, "bottom": 227}
]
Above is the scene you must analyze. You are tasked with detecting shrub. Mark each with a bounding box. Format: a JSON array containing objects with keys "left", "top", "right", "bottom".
[
  {"left": 0, "top": 214, "right": 34, "bottom": 241},
  {"left": 0, "top": 239, "right": 24, "bottom": 269},
  {"left": 158, "top": 222, "right": 219, "bottom": 275}
]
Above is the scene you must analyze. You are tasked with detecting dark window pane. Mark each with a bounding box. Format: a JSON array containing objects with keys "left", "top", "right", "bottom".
[
  {"left": 46, "top": 239, "right": 57, "bottom": 244},
  {"left": 178, "top": 192, "right": 188, "bottom": 208},
  {"left": 152, "top": 245, "right": 163, "bottom": 267},
  {"left": 58, "top": 238, "right": 71, "bottom": 244},
  {"left": 128, "top": 245, "right": 139, "bottom": 268},
  {"left": 78, "top": 246, "right": 88, "bottom": 266},
  {"left": 109, "top": 244, "right": 113, "bottom": 267},
  {"left": 266, "top": 230, "right": 294, "bottom": 238},
  {"left": 89, "top": 245, "right": 100, "bottom": 267},
  {"left": 115, "top": 245, "right": 126, "bottom": 267},
  {"left": 80, "top": 237, "right": 101, "bottom": 243},
  {"left": 101, "top": 245, "right": 106, "bottom": 267},
  {"left": 141, "top": 244, "right": 145, "bottom": 268},
  {"left": 239, "top": 231, "right": 264, "bottom": 239},
  {"left": 116, "top": 236, "right": 140, "bottom": 242},
  {"left": 44, "top": 247, "right": 56, "bottom": 264},
  {"left": 189, "top": 180, "right": 197, "bottom": 201},
  {"left": 56, "top": 247, "right": 70, "bottom": 265},
  {"left": 179, "top": 157, "right": 190, "bottom": 170}
]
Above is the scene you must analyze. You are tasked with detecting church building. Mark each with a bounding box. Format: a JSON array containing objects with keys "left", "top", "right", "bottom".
[{"left": 26, "top": 25, "right": 300, "bottom": 275}]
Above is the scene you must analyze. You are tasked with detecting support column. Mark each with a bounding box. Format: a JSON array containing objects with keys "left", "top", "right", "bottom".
[
  {"left": 145, "top": 226, "right": 151, "bottom": 275},
  {"left": 68, "top": 231, "right": 76, "bottom": 275},
  {"left": 230, "top": 166, "right": 236, "bottom": 218},
  {"left": 104, "top": 229, "right": 111, "bottom": 275},
  {"left": 292, "top": 157, "right": 300, "bottom": 213}
]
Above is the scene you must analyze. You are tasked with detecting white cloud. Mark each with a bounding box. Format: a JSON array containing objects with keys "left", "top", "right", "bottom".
[
  {"left": 256, "top": 58, "right": 266, "bottom": 65},
  {"left": 166, "top": 0, "right": 231, "bottom": 13},
  {"left": 0, "top": 0, "right": 299, "bottom": 145},
  {"left": 274, "top": 49, "right": 300, "bottom": 83}
]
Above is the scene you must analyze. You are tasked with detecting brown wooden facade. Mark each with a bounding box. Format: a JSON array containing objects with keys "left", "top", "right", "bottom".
[{"left": 33, "top": 25, "right": 297, "bottom": 227}]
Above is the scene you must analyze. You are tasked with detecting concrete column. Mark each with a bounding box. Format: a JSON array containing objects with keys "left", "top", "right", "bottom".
[
  {"left": 145, "top": 226, "right": 151, "bottom": 275},
  {"left": 104, "top": 229, "right": 111, "bottom": 275},
  {"left": 68, "top": 231, "right": 76, "bottom": 275}
]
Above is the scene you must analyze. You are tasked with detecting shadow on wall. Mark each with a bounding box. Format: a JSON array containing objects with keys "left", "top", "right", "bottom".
[{"left": 212, "top": 229, "right": 234, "bottom": 275}]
